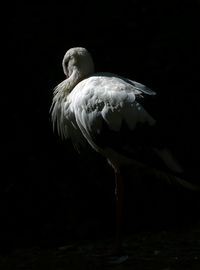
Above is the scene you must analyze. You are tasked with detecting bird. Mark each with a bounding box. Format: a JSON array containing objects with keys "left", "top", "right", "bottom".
[{"left": 50, "top": 47, "right": 199, "bottom": 253}]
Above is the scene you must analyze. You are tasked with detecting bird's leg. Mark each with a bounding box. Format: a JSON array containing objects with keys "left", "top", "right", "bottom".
[
  {"left": 107, "top": 159, "right": 125, "bottom": 254},
  {"left": 114, "top": 170, "right": 124, "bottom": 253}
]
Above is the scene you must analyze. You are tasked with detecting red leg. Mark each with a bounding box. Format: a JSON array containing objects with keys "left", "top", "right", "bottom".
[{"left": 114, "top": 171, "right": 124, "bottom": 252}]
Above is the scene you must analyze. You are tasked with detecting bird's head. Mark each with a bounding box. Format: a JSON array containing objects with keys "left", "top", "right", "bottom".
[{"left": 62, "top": 47, "right": 95, "bottom": 79}]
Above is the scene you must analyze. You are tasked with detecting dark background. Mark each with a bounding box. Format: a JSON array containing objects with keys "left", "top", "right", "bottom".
[{"left": 3, "top": 1, "right": 200, "bottom": 253}]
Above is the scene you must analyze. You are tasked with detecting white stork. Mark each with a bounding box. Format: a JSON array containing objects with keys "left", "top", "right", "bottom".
[{"left": 50, "top": 47, "right": 198, "bottom": 252}]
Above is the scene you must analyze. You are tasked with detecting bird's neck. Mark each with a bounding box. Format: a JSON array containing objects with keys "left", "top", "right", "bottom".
[
  {"left": 53, "top": 68, "right": 84, "bottom": 107},
  {"left": 50, "top": 68, "right": 87, "bottom": 136},
  {"left": 59, "top": 69, "right": 87, "bottom": 96}
]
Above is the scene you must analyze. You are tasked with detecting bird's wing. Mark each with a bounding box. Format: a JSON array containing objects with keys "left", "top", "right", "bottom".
[
  {"left": 69, "top": 75, "right": 156, "bottom": 147},
  {"left": 123, "top": 78, "right": 156, "bottom": 96},
  {"left": 69, "top": 75, "right": 184, "bottom": 175},
  {"left": 66, "top": 74, "right": 200, "bottom": 191},
  {"left": 94, "top": 73, "right": 157, "bottom": 97}
]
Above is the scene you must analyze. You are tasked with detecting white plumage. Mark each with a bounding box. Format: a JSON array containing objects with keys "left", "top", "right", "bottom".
[
  {"left": 50, "top": 47, "right": 198, "bottom": 251},
  {"left": 51, "top": 48, "right": 159, "bottom": 167},
  {"left": 50, "top": 47, "right": 183, "bottom": 173}
]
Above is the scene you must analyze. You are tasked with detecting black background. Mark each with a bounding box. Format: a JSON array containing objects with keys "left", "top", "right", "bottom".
[{"left": 3, "top": 1, "right": 200, "bottom": 252}]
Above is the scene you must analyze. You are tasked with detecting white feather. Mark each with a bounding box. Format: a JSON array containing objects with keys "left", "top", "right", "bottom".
[
  {"left": 50, "top": 47, "right": 199, "bottom": 201},
  {"left": 65, "top": 75, "right": 155, "bottom": 145},
  {"left": 50, "top": 48, "right": 156, "bottom": 153}
]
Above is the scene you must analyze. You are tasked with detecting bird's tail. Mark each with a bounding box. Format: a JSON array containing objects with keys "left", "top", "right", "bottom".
[
  {"left": 153, "top": 148, "right": 183, "bottom": 174},
  {"left": 105, "top": 146, "right": 200, "bottom": 191},
  {"left": 150, "top": 147, "right": 200, "bottom": 191},
  {"left": 151, "top": 168, "right": 200, "bottom": 192}
]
